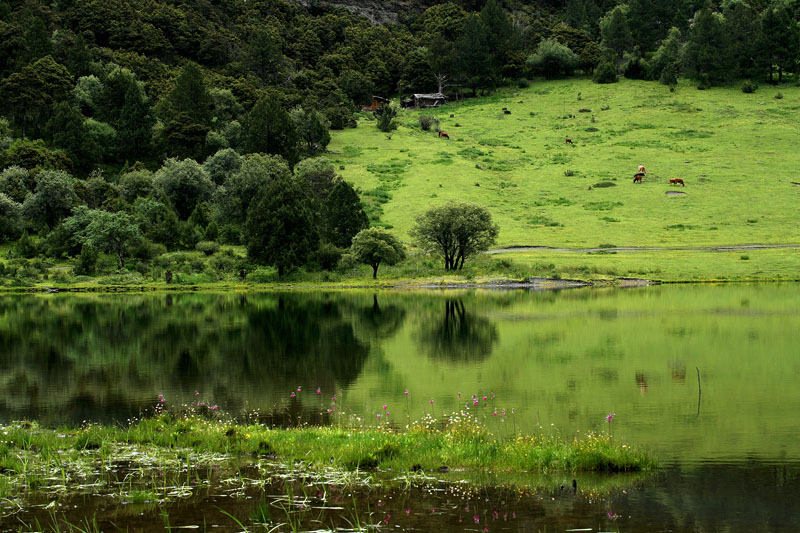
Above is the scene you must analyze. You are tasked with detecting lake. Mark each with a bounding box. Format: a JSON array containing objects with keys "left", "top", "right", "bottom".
[{"left": 1, "top": 285, "right": 799, "bottom": 531}]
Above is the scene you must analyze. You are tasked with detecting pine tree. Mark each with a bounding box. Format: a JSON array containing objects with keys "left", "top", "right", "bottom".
[{"left": 117, "top": 81, "right": 153, "bottom": 161}]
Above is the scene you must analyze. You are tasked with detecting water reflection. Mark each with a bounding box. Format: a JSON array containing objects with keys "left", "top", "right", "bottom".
[{"left": 415, "top": 299, "right": 498, "bottom": 362}]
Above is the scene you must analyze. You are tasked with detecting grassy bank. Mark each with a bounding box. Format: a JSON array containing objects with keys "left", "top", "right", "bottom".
[{"left": 0, "top": 413, "right": 655, "bottom": 499}]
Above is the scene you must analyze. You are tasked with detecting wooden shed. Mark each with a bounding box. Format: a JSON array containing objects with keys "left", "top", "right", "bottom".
[
  {"left": 412, "top": 93, "right": 447, "bottom": 108},
  {"left": 361, "top": 96, "right": 389, "bottom": 112}
]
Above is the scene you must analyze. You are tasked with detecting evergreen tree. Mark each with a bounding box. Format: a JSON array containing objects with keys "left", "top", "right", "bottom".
[
  {"left": 456, "top": 14, "right": 492, "bottom": 95},
  {"left": 245, "top": 176, "right": 319, "bottom": 276},
  {"left": 165, "top": 62, "right": 213, "bottom": 127},
  {"left": 600, "top": 6, "right": 633, "bottom": 60},
  {"left": 117, "top": 81, "right": 153, "bottom": 161},
  {"left": 682, "top": 3, "right": 733, "bottom": 83},
  {"left": 323, "top": 181, "right": 369, "bottom": 249},
  {"left": 650, "top": 27, "right": 682, "bottom": 81},
  {"left": 241, "top": 98, "right": 300, "bottom": 166},
  {"left": 723, "top": 1, "right": 759, "bottom": 79},
  {"left": 757, "top": 3, "right": 800, "bottom": 82}
]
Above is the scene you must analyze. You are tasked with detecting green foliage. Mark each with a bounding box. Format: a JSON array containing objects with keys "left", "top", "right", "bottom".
[
  {"left": 15, "top": 231, "right": 38, "bottom": 259},
  {"left": 593, "top": 60, "right": 618, "bottom": 84},
  {"left": 196, "top": 240, "right": 220, "bottom": 256},
  {"left": 682, "top": 4, "right": 733, "bottom": 84},
  {"left": 21, "top": 170, "right": 79, "bottom": 230},
  {"left": 1, "top": 139, "right": 72, "bottom": 173},
  {"left": 292, "top": 107, "right": 331, "bottom": 154},
  {"left": 73, "top": 207, "right": 143, "bottom": 268},
  {"left": 410, "top": 202, "right": 499, "bottom": 270},
  {"left": 153, "top": 158, "right": 214, "bottom": 220},
  {"left": 741, "top": 79, "right": 758, "bottom": 93},
  {"left": 650, "top": 27, "right": 682, "bottom": 81},
  {"left": 119, "top": 169, "right": 155, "bottom": 203},
  {"left": 323, "top": 181, "right": 369, "bottom": 249},
  {"left": 349, "top": 227, "right": 406, "bottom": 278},
  {"left": 294, "top": 157, "right": 341, "bottom": 202},
  {"left": 0, "top": 192, "right": 23, "bottom": 242},
  {"left": 244, "top": 175, "right": 319, "bottom": 276},
  {"left": 527, "top": 39, "right": 578, "bottom": 79},
  {"left": 0, "top": 166, "right": 33, "bottom": 203},
  {"left": 75, "top": 244, "right": 98, "bottom": 275},
  {"left": 600, "top": 6, "right": 633, "bottom": 59},
  {"left": 375, "top": 106, "right": 398, "bottom": 133},
  {"left": 242, "top": 98, "right": 300, "bottom": 166}
]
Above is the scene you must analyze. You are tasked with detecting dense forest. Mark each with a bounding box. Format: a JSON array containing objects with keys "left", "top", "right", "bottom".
[{"left": 0, "top": 0, "right": 798, "bottom": 282}]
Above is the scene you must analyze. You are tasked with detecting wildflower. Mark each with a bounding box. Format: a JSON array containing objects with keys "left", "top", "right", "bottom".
[
  {"left": 474, "top": 400, "right": 479, "bottom": 406},
  {"left": 377, "top": 414, "right": 381, "bottom": 419},
  {"left": 297, "top": 387, "right": 302, "bottom": 392},
  {"left": 457, "top": 392, "right": 461, "bottom": 398},
  {"left": 404, "top": 390, "right": 409, "bottom": 396},
  {"left": 290, "top": 392, "right": 296, "bottom": 398},
  {"left": 316, "top": 388, "right": 321, "bottom": 394},
  {"left": 430, "top": 399, "right": 434, "bottom": 404},
  {"left": 405, "top": 509, "right": 410, "bottom": 515},
  {"left": 492, "top": 411, "right": 498, "bottom": 416},
  {"left": 474, "top": 515, "right": 480, "bottom": 523},
  {"left": 606, "top": 412, "right": 615, "bottom": 422},
  {"left": 483, "top": 396, "right": 487, "bottom": 401},
  {"left": 194, "top": 391, "right": 199, "bottom": 396},
  {"left": 327, "top": 409, "right": 332, "bottom": 414},
  {"left": 378, "top": 500, "right": 383, "bottom": 506},
  {"left": 383, "top": 404, "right": 388, "bottom": 410},
  {"left": 160, "top": 398, "right": 166, "bottom": 403},
  {"left": 157, "top": 394, "right": 163, "bottom": 399}
]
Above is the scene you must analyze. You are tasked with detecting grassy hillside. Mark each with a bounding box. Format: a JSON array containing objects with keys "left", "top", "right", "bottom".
[{"left": 327, "top": 78, "right": 800, "bottom": 250}]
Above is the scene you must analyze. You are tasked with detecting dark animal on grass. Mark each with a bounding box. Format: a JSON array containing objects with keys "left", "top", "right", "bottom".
[
  {"left": 504, "top": 109, "right": 511, "bottom": 114},
  {"left": 565, "top": 138, "right": 573, "bottom": 145},
  {"left": 438, "top": 131, "right": 449, "bottom": 139},
  {"left": 633, "top": 173, "right": 644, "bottom": 183},
  {"left": 669, "top": 178, "right": 685, "bottom": 186}
]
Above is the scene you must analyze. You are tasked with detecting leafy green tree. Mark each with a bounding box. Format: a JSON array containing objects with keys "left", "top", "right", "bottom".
[
  {"left": 723, "top": 1, "right": 759, "bottom": 79},
  {"left": 291, "top": 108, "right": 331, "bottom": 154},
  {"left": 162, "top": 113, "right": 210, "bottom": 160},
  {"left": 244, "top": 175, "right": 319, "bottom": 276},
  {"left": 76, "top": 208, "right": 142, "bottom": 268},
  {"left": 527, "top": 39, "right": 579, "bottom": 79},
  {"left": 48, "top": 102, "right": 97, "bottom": 171},
  {"left": 75, "top": 174, "right": 121, "bottom": 210},
  {"left": 118, "top": 169, "right": 154, "bottom": 204},
  {"left": 73, "top": 75, "right": 104, "bottom": 116},
  {"left": 245, "top": 27, "right": 284, "bottom": 83},
  {"left": 0, "top": 193, "right": 23, "bottom": 242},
  {"left": 650, "top": 27, "right": 682, "bottom": 81},
  {"left": 375, "top": 105, "right": 398, "bottom": 133},
  {"left": 66, "top": 33, "right": 91, "bottom": 77},
  {"left": 242, "top": 98, "right": 300, "bottom": 166},
  {"left": 21, "top": 170, "right": 79, "bottom": 230},
  {"left": 579, "top": 41, "right": 604, "bottom": 74},
  {"left": 349, "top": 227, "right": 406, "bottom": 279},
  {"left": 323, "top": 181, "right": 369, "bottom": 249},
  {"left": 203, "top": 148, "right": 243, "bottom": 186},
  {"left": 294, "top": 157, "right": 341, "bottom": 202},
  {"left": 1, "top": 139, "right": 72, "bottom": 172},
  {"left": 0, "top": 166, "right": 34, "bottom": 204},
  {"left": 600, "top": 6, "right": 633, "bottom": 60},
  {"left": 593, "top": 59, "right": 619, "bottom": 83},
  {"left": 16, "top": 230, "right": 38, "bottom": 258},
  {"left": 153, "top": 158, "right": 214, "bottom": 220},
  {"left": 410, "top": 202, "right": 499, "bottom": 270},
  {"left": 626, "top": 0, "right": 691, "bottom": 52},
  {"left": 132, "top": 198, "right": 180, "bottom": 249}
]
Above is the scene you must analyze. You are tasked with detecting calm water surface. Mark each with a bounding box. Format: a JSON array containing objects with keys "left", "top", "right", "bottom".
[{"left": 1, "top": 285, "right": 799, "bottom": 531}]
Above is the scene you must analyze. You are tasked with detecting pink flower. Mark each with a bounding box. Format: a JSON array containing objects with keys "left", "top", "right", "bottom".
[
  {"left": 483, "top": 396, "right": 487, "bottom": 401},
  {"left": 316, "top": 388, "right": 321, "bottom": 394},
  {"left": 430, "top": 399, "right": 434, "bottom": 404},
  {"left": 160, "top": 398, "right": 165, "bottom": 403},
  {"left": 474, "top": 514, "right": 480, "bottom": 523},
  {"left": 404, "top": 390, "right": 409, "bottom": 396},
  {"left": 606, "top": 412, "right": 615, "bottom": 422},
  {"left": 157, "top": 394, "right": 164, "bottom": 399},
  {"left": 377, "top": 414, "right": 381, "bottom": 419},
  {"left": 327, "top": 408, "right": 332, "bottom": 414},
  {"left": 194, "top": 391, "right": 199, "bottom": 396},
  {"left": 290, "top": 392, "right": 296, "bottom": 398},
  {"left": 297, "top": 387, "right": 302, "bottom": 392},
  {"left": 383, "top": 404, "right": 388, "bottom": 410},
  {"left": 405, "top": 509, "right": 410, "bottom": 515},
  {"left": 492, "top": 411, "right": 498, "bottom": 416},
  {"left": 474, "top": 400, "right": 479, "bottom": 406},
  {"left": 457, "top": 392, "right": 461, "bottom": 398}
]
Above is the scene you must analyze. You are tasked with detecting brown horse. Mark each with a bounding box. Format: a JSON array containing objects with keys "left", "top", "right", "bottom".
[
  {"left": 633, "top": 173, "right": 644, "bottom": 183},
  {"left": 638, "top": 165, "right": 646, "bottom": 174},
  {"left": 669, "top": 178, "right": 685, "bottom": 186},
  {"left": 565, "top": 137, "right": 573, "bottom": 145},
  {"left": 438, "top": 131, "right": 449, "bottom": 139}
]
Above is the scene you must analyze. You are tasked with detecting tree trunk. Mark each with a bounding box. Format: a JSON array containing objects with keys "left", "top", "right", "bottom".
[{"left": 372, "top": 263, "right": 379, "bottom": 279}]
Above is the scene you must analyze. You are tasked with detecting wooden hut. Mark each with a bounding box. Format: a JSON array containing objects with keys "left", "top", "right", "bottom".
[
  {"left": 361, "top": 96, "right": 389, "bottom": 112},
  {"left": 412, "top": 93, "right": 447, "bottom": 108}
]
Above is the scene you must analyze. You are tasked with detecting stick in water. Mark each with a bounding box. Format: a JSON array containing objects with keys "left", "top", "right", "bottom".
[{"left": 696, "top": 367, "right": 702, "bottom": 417}]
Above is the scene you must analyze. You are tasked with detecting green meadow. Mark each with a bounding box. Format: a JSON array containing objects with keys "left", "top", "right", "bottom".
[{"left": 327, "top": 78, "right": 800, "bottom": 254}]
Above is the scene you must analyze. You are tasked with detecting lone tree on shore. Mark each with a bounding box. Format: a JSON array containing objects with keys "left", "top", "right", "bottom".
[
  {"left": 349, "top": 227, "right": 405, "bottom": 279},
  {"left": 410, "top": 202, "right": 498, "bottom": 271}
]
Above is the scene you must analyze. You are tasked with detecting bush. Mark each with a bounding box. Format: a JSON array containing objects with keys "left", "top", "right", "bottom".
[
  {"left": 315, "top": 242, "right": 343, "bottom": 270},
  {"left": 196, "top": 240, "right": 220, "bottom": 256},
  {"left": 375, "top": 106, "right": 398, "bottom": 132},
  {"left": 517, "top": 78, "right": 530, "bottom": 88},
  {"left": 775, "top": 92, "right": 784, "bottom": 100},
  {"left": 16, "top": 231, "right": 37, "bottom": 258},
  {"left": 741, "top": 80, "right": 758, "bottom": 93},
  {"left": 419, "top": 116, "right": 437, "bottom": 131},
  {"left": 593, "top": 61, "right": 618, "bottom": 84},
  {"left": 659, "top": 63, "right": 678, "bottom": 87},
  {"left": 75, "top": 245, "right": 98, "bottom": 275},
  {"left": 526, "top": 39, "right": 578, "bottom": 79},
  {"left": 324, "top": 106, "right": 357, "bottom": 130}
]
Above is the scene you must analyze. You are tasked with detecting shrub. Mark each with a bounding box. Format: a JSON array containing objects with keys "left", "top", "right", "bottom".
[
  {"left": 419, "top": 116, "right": 437, "bottom": 131},
  {"left": 741, "top": 80, "right": 758, "bottom": 93},
  {"left": 593, "top": 61, "right": 618, "bottom": 84},
  {"left": 517, "top": 78, "right": 530, "bottom": 88},
  {"left": 526, "top": 39, "right": 578, "bottom": 79},
  {"left": 375, "top": 106, "right": 398, "bottom": 132},
  {"left": 75, "top": 245, "right": 98, "bottom": 275},
  {"left": 659, "top": 63, "right": 678, "bottom": 87},
  {"left": 196, "top": 240, "right": 220, "bottom": 256},
  {"left": 775, "top": 92, "right": 784, "bottom": 100}
]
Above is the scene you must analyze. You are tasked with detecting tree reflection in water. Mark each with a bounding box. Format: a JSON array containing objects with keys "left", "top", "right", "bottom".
[{"left": 416, "top": 299, "right": 498, "bottom": 362}]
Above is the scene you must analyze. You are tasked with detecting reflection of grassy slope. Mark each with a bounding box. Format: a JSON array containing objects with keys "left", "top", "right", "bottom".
[
  {"left": 342, "top": 285, "right": 800, "bottom": 464},
  {"left": 329, "top": 79, "right": 800, "bottom": 248}
]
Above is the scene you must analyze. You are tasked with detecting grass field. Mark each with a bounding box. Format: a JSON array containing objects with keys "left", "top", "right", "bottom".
[{"left": 326, "top": 78, "right": 800, "bottom": 251}]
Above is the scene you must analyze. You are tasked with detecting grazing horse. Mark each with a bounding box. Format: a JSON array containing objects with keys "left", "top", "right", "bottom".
[
  {"left": 438, "top": 131, "right": 449, "bottom": 139},
  {"left": 638, "top": 165, "right": 646, "bottom": 174},
  {"left": 565, "top": 138, "right": 573, "bottom": 145},
  {"left": 669, "top": 178, "right": 685, "bottom": 186},
  {"left": 633, "top": 173, "right": 644, "bottom": 183}
]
